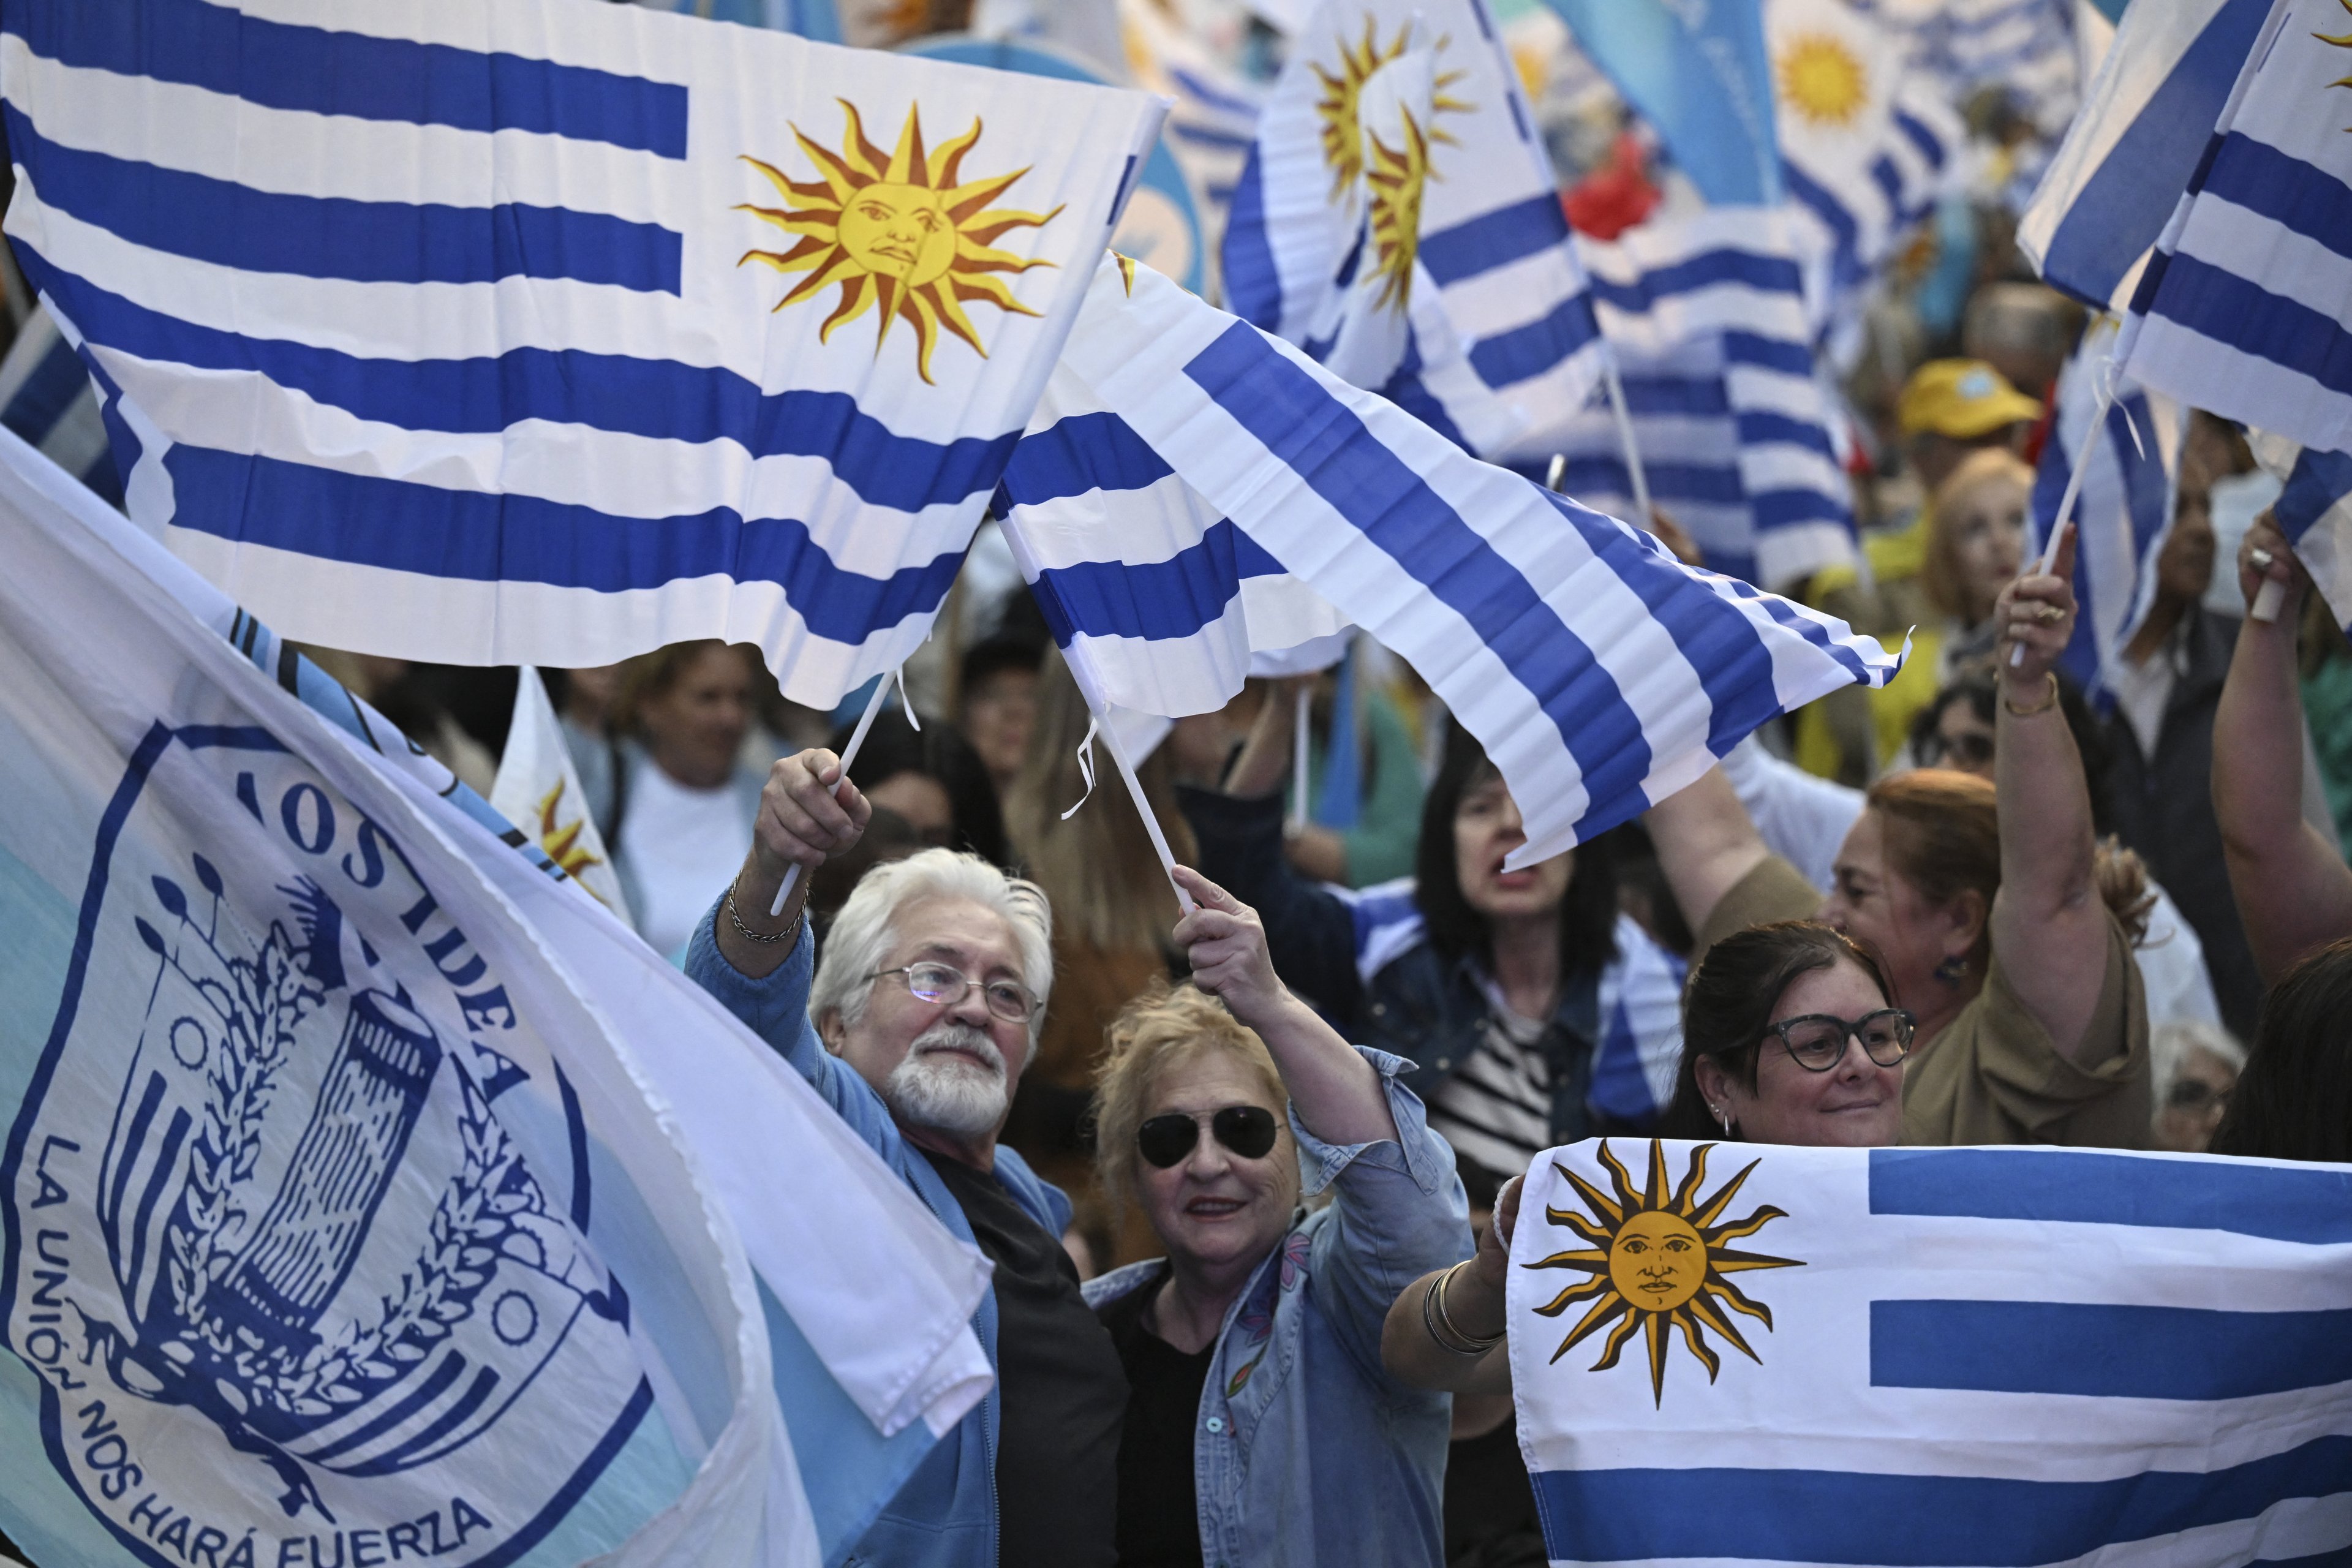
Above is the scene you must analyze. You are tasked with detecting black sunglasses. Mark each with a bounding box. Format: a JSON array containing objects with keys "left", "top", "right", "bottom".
[{"left": 1136, "top": 1106, "right": 1281, "bottom": 1169}]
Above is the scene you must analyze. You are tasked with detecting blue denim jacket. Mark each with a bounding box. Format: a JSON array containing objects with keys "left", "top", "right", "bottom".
[
  {"left": 1083, "top": 1048, "right": 1472, "bottom": 1568},
  {"left": 685, "top": 908, "right": 1067, "bottom": 1568}
]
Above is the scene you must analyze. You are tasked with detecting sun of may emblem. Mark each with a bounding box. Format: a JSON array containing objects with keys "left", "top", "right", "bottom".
[
  {"left": 1526, "top": 1140, "right": 1803, "bottom": 1406},
  {"left": 736, "top": 100, "right": 1063, "bottom": 384},
  {"left": 1777, "top": 34, "right": 1869, "bottom": 128},
  {"left": 1313, "top": 20, "right": 1468, "bottom": 200},
  {"left": 1364, "top": 108, "right": 1434, "bottom": 312},
  {"left": 2320, "top": 0, "right": 2352, "bottom": 131}
]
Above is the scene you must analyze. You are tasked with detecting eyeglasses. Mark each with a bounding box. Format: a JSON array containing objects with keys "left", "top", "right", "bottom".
[
  {"left": 1136, "top": 1106, "right": 1281, "bottom": 1169},
  {"left": 869, "top": 962, "right": 1036, "bottom": 1023},
  {"left": 2167, "top": 1078, "right": 2232, "bottom": 1114},
  {"left": 1761, "top": 1008, "right": 1917, "bottom": 1072},
  {"left": 1919, "top": 729, "right": 1996, "bottom": 770}
]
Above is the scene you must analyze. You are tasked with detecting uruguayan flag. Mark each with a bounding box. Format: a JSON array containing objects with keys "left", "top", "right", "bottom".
[
  {"left": 0, "top": 304, "right": 116, "bottom": 505},
  {"left": 2, "top": 0, "right": 1162, "bottom": 707},
  {"left": 1224, "top": 0, "right": 1607, "bottom": 459},
  {"left": 1574, "top": 209, "right": 1858, "bottom": 590},
  {"left": 2116, "top": 0, "right": 2352, "bottom": 465},
  {"left": 1055, "top": 252, "right": 1899, "bottom": 867},
  {"left": 994, "top": 329, "right": 1349, "bottom": 718},
  {"left": 1120, "top": 0, "right": 1264, "bottom": 258},
  {"left": 2028, "top": 316, "right": 2186, "bottom": 703},
  {"left": 1769, "top": 0, "right": 1962, "bottom": 306},
  {"left": 2264, "top": 436, "right": 2352, "bottom": 638},
  {"left": 2018, "top": 0, "right": 2277, "bottom": 311},
  {"left": 0, "top": 428, "right": 999, "bottom": 1568},
  {"left": 1942, "top": 0, "right": 2087, "bottom": 135},
  {"left": 1509, "top": 1139, "right": 2352, "bottom": 1567}
]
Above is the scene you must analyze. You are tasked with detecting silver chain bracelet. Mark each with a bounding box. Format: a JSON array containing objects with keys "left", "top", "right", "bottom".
[{"left": 725, "top": 883, "right": 801, "bottom": 946}]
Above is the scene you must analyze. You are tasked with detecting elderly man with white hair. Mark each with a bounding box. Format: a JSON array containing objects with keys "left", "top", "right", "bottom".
[{"left": 686, "top": 747, "right": 1126, "bottom": 1568}]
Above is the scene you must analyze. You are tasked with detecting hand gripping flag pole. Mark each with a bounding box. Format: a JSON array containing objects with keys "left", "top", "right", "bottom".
[{"left": 771, "top": 670, "right": 897, "bottom": 916}]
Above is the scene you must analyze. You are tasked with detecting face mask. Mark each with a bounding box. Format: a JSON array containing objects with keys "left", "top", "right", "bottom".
[{"left": 2204, "top": 469, "right": 2284, "bottom": 618}]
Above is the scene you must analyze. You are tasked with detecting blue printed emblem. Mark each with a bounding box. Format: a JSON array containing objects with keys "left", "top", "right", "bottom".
[{"left": 2, "top": 724, "right": 650, "bottom": 1567}]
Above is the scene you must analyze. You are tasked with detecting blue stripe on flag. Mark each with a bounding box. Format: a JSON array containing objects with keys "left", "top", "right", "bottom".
[
  {"left": 1466, "top": 296, "right": 1602, "bottom": 390},
  {"left": 1872, "top": 1300, "right": 2352, "bottom": 1400},
  {"left": 2132, "top": 255, "right": 2352, "bottom": 400},
  {"left": 1532, "top": 1437, "right": 2352, "bottom": 1568},
  {"left": 4, "top": 0, "right": 689, "bottom": 157},
  {"left": 1418, "top": 195, "right": 1572, "bottom": 286},
  {"left": 1869, "top": 1147, "right": 2352, "bottom": 1243},
  {"left": 1894, "top": 109, "right": 1947, "bottom": 172},
  {"left": 8, "top": 108, "right": 680, "bottom": 293},
  {"left": 17, "top": 244, "right": 1017, "bottom": 514},
  {"left": 1869, "top": 153, "right": 1905, "bottom": 215},
  {"left": 2279, "top": 447, "right": 2352, "bottom": 555},
  {"left": 1588, "top": 249, "right": 1807, "bottom": 314},
  {"left": 1753, "top": 489, "right": 1849, "bottom": 529},
  {"left": 1559, "top": 456, "right": 1744, "bottom": 507},
  {"left": 1738, "top": 410, "right": 1838, "bottom": 459},
  {"left": 999, "top": 411, "right": 1174, "bottom": 505},
  {"left": 1030, "top": 518, "right": 1283, "bottom": 644},
  {"left": 2198, "top": 133, "right": 2352, "bottom": 263},
  {"left": 1618, "top": 375, "right": 1731, "bottom": 417},
  {"left": 1182, "top": 322, "right": 1656, "bottom": 801},
  {"left": 160, "top": 445, "right": 967, "bottom": 631},
  {"left": 1219, "top": 153, "right": 1281, "bottom": 331},
  {"left": 1721, "top": 331, "right": 1815, "bottom": 377}
]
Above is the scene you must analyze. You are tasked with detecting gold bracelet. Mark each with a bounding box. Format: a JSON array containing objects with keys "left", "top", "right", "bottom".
[
  {"left": 2002, "top": 673, "right": 2059, "bottom": 718},
  {"left": 1424, "top": 1260, "right": 1506, "bottom": 1354}
]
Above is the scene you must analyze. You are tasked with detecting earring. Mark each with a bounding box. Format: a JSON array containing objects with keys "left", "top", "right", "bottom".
[
  {"left": 1934, "top": 952, "right": 1970, "bottom": 986},
  {"left": 1709, "top": 1104, "right": 1734, "bottom": 1136}
]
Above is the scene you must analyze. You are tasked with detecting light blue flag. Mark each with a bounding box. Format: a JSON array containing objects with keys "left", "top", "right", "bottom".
[
  {"left": 633, "top": 0, "right": 842, "bottom": 42},
  {"left": 1510, "top": 1140, "right": 2352, "bottom": 1567},
  {"left": 1569, "top": 208, "right": 1858, "bottom": 590},
  {"left": 1, "top": 0, "right": 1162, "bottom": 709},
  {"left": 2018, "top": 0, "right": 2276, "bottom": 309},
  {"left": 1542, "top": 0, "right": 1782, "bottom": 205},
  {"left": 1048, "top": 252, "right": 1899, "bottom": 867},
  {"left": 2027, "top": 317, "right": 2185, "bottom": 704}
]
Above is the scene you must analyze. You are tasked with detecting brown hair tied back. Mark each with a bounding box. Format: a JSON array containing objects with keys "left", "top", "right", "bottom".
[{"left": 1658, "top": 921, "right": 1894, "bottom": 1139}]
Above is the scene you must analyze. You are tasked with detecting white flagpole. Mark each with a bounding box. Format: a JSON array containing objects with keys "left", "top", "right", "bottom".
[
  {"left": 771, "top": 670, "right": 895, "bottom": 916},
  {"left": 1600, "top": 356, "right": 1654, "bottom": 527},
  {"left": 1084, "top": 693, "right": 1197, "bottom": 915},
  {"left": 1289, "top": 683, "right": 1312, "bottom": 834}
]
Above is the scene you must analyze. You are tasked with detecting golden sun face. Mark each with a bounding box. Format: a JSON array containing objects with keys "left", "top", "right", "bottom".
[
  {"left": 1363, "top": 108, "right": 1433, "bottom": 313},
  {"left": 2320, "top": 0, "right": 2352, "bottom": 129},
  {"left": 1313, "top": 20, "right": 1469, "bottom": 202},
  {"left": 1525, "top": 1140, "right": 1803, "bottom": 1406},
  {"left": 736, "top": 100, "right": 1063, "bottom": 385},
  {"left": 1777, "top": 34, "right": 1869, "bottom": 129},
  {"left": 532, "top": 780, "right": 614, "bottom": 909}
]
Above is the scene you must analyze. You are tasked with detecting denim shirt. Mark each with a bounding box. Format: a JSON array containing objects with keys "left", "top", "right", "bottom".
[
  {"left": 1083, "top": 1049, "right": 1472, "bottom": 1568},
  {"left": 684, "top": 905, "right": 1069, "bottom": 1568}
]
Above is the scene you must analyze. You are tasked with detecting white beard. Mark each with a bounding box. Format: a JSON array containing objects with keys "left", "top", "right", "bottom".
[{"left": 884, "top": 1022, "right": 1010, "bottom": 1137}]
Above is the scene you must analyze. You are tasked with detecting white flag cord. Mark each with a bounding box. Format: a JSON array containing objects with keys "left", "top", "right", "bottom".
[
  {"left": 1600, "top": 356, "right": 1656, "bottom": 529},
  {"left": 1074, "top": 691, "right": 1198, "bottom": 915},
  {"left": 1289, "top": 683, "right": 1312, "bottom": 834},
  {"left": 771, "top": 671, "right": 897, "bottom": 916},
  {"left": 2011, "top": 365, "right": 2118, "bottom": 668}
]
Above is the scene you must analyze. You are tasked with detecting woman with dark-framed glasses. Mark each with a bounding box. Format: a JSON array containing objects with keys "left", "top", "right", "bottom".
[{"left": 1081, "top": 865, "right": 1471, "bottom": 1568}]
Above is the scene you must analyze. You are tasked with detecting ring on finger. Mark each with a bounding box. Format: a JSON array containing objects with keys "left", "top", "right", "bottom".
[{"left": 2251, "top": 547, "right": 2276, "bottom": 570}]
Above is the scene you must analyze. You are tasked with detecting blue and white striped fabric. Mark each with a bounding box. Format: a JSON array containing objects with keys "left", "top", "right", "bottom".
[
  {"left": 1509, "top": 1140, "right": 2352, "bottom": 1568},
  {"left": 1054, "top": 251, "right": 1900, "bottom": 866},
  {"left": 1331, "top": 888, "right": 1688, "bottom": 1125},
  {"left": 1223, "top": 0, "right": 1607, "bottom": 460},
  {"left": 1573, "top": 209, "right": 1859, "bottom": 590},
  {"left": 2018, "top": 0, "right": 2277, "bottom": 311},
  {"left": 1768, "top": 0, "right": 1962, "bottom": 310},
  {"left": 2271, "top": 439, "right": 2352, "bottom": 639},
  {"left": 993, "top": 344, "right": 1348, "bottom": 718},
  {"left": 2117, "top": 0, "right": 2352, "bottom": 467},
  {"left": 1, "top": 0, "right": 1161, "bottom": 706},
  {"left": 628, "top": 0, "right": 842, "bottom": 42},
  {"left": 2028, "top": 316, "right": 2185, "bottom": 703},
  {"left": 1941, "top": 0, "right": 2086, "bottom": 134},
  {"left": 0, "top": 304, "right": 116, "bottom": 505},
  {"left": 1121, "top": 0, "right": 1263, "bottom": 260}
]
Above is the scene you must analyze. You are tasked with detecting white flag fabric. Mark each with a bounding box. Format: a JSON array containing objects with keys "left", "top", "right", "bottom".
[
  {"left": 0, "top": 429, "right": 998, "bottom": 1568},
  {"left": 1052, "top": 252, "right": 1900, "bottom": 866},
  {"left": 1221, "top": 0, "right": 1607, "bottom": 459},
  {"left": 1509, "top": 1138, "right": 2352, "bottom": 1567},
  {"left": 0, "top": 432, "right": 780, "bottom": 1565},
  {"left": 1, "top": 0, "right": 1163, "bottom": 708},
  {"left": 2017, "top": 0, "right": 2278, "bottom": 311},
  {"left": 2026, "top": 315, "right": 2187, "bottom": 704},
  {"left": 2115, "top": 0, "right": 2352, "bottom": 459},
  {"left": 490, "top": 668, "right": 633, "bottom": 924},
  {"left": 1573, "top": 208, "right": 1860, "bottom": 590}
]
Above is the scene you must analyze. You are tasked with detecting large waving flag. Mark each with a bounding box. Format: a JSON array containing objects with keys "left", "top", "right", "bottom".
[
  {"left": 1542, "top": 0, "right": 1782, "bottom": 205},
  {"left": 3, "top": 0, "right": 1163, "bottom": 707},
  {"left": 1057, "top": 253, "right": 1898, "bottom": 866},
  {"left": 2017, "top": 0, "right": 2277, "bottom": 311},
  {"left": 0, "top": 429, "right": 1000, "bottom": 1568},
  {"left": 1940, "top": 0, "right": 2088, "bottom": 135},
  {"left": 1509, "top": 1139, "right": 2352, "bottom": 1567},
  {"left": 2027, "top": 316, "right": 2186, "bottom": 703},
  {"left": 1223, "top": 0, "right": 1607, "bottom": 459},
  {"left": 2116, "top": 0, "right": 2352, "bottom": 464},
  {"left": 1572, "top": 209, "right": 1858, "bottom": 590}
]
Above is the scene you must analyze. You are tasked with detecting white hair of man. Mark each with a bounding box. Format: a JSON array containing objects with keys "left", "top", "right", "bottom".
[
  {"left": 2148, "top": 1017, "right": 2247, "bottom": 1103},
  {"left": 810, "top": 846, "right": 1056, "bottom": 1047}
]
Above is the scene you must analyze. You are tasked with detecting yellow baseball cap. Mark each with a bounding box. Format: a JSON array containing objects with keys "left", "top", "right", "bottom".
[{"left": 1898, "top": 359, "right": 2043, "bottom": 440}]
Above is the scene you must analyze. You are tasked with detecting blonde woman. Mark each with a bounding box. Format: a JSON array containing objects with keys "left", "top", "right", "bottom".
[{"left": 1085, "top": 866, "right": 1470, "bottom": 1567}]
